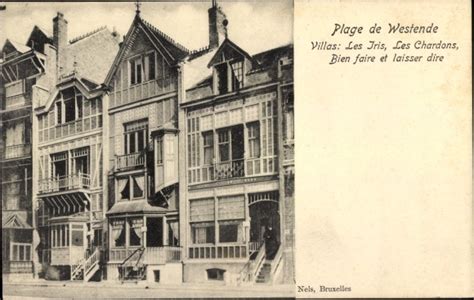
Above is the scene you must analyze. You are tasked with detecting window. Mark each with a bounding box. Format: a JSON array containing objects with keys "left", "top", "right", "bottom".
[
  {"left": 124, "top": 120, "right": 148, "bottom": 154},
  {"left": 215, "top": 60, "right": 244, "bottom": 94},
  {"left": 217, "top": 125, "right": 244, "bottom": 162},
  {"left": 56, "top": 88, "right": 84, "bottom": 124},
  {"left": 10, "top": 243, "right": 32, "bottom": 261},
  {"left": 118, "top": 175, "right": 145, "bottom": 201},
  {"left": 50, "top": 225, "right": 70, "bottom": 248},
  {"left": 156, "top": 137, "right": 163, "bottom": 165},
  {"left": 247, "top": 122, "right": 260, "bottom": 158},
  {"left": 168, "top": 221, "right": 179, "bottom": 246},
  {"left": 202, "top": 131, "right": 214, "bottom": 165},
  {"left": 112, "top": 220, "right": 125, "bottom": 247},
  {"left": 207, "top": 268, "right": 225, "bottom": 281},
  {"left": 216, "top": 63, "right": 228, "bottom": 94},
  {"left": 284, "top": 92, "right": 294, "bottom": 141},
  {"left": 219, "top": 222, "right": 239, "bottom": 243},
  {"left": 218, "top": 130, "right": 230, "bottom": 162},
  {"left": 230, "top": 61, "right": 243, "bottom": 90},
  {"left": 147, "top": 52, "right": 156, "bottom": 80},
  {"left": 129, "top": 219, "right": 142, "bottom": 246},
  {"left": 130, "top": 52, "right": 156, "bottom": 85},
  {"left": 191, "top": 223, "right": 215, "bottom": 244},
  {"left": 130, "top": 57, "right": 143, "bottom": 85}
]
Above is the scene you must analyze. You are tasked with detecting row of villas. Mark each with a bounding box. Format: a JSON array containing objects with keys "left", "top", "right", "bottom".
[{"left": 1, "top": 2, "right": 294, "bottom": 285}]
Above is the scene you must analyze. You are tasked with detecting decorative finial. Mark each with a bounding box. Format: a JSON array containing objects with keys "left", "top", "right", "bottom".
[
  {"left": 212, "top": 0, "right": 217, "bottom": 8},
  {"left": 135, "top": 0, "right": 141, "bottom": 15}
]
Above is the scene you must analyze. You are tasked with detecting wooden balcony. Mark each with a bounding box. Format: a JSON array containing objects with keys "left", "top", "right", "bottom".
[
  {"left": 38, "top": 174, "right": 90, "bottom": 194},
  {"left": 188, "top": 244, "right": 248, "bottom": 260},
  {"left": 109, "top": 246, "right": 181, "bottom": 264},
  {"left": 110, "top": 77, "right": 176, "bottom": 108},
  {"left": 115, "top": 152, "right": 146, "bottom": 171},
  {"left": 4, "top": 144, "right": 31, "bottom": 159},
  {"left": 188, "top": 156, "right": 278, "bottom": 185}
]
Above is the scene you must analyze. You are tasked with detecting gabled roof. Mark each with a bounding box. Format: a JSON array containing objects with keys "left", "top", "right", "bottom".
[
  {"left": 38, "top": 74, "right": 104, "bottom": 113},
  {"left": 26, "top": 25, "right": 53, "bottom": 45},
  {"left": 104, "top": 15, "right": 189, "bottom": 86},
  {"left": 2, "top": 39, "right": 32, "bottom": 56},
  {"left": 207, "top": 38, "right": 253, "bottom": 68}
]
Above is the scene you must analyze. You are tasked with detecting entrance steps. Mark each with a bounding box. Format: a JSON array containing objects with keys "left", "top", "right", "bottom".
[{"left": 255, "top": 262, "right": 272, "bottom": 283}]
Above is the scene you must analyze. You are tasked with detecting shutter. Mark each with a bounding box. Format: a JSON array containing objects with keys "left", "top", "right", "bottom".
[
  {"left": 190, "top": 198, "right": 214, "bottom": 222},
  {"left": 218, "top": 195, "right": 245, "bottom": 220}
]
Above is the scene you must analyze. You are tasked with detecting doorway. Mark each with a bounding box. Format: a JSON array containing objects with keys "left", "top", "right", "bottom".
[{"left": 146, "top": 218, "right": 163, "bottom": 247}]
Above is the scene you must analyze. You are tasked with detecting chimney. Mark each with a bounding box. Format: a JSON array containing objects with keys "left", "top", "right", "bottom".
[
  {"left": 53, "top": 12, "right": 68, "bottom": 77},
  {"left": 208, "top": 1, "right": 227, "bottom": 49}
]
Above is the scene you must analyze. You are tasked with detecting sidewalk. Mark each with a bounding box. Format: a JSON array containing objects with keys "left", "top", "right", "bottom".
[{"left": 4, "top": 278, "right": 295, "bottom": 293}]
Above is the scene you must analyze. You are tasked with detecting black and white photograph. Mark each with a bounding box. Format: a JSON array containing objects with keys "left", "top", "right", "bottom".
[{"left": 1, "top": 0, "right": 294, "bottom": 298}]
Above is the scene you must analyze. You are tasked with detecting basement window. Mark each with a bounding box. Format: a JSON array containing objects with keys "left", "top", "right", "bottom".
[{"left": 206, "top": 268, "right": 225, "bottom": 281}]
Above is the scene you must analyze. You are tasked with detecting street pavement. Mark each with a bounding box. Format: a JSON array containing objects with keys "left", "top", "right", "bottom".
[{"left": 2, "top": 280, "right": 295, "bottom": 298}]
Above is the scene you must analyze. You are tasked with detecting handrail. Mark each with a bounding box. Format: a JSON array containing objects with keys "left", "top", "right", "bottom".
[
  {"left": 84, "top": 248, "right": 100, "bottom": 276},
  {"left": 269, "top": 244, "right": 283, "bottom": 276},
  {"left": 238, "top": 243, "right": 266, "bottom": 283},
  {"left": 71, "top": 259, "right": 85, "bottom": 280},
  {"left": 251, "top": 243, "right": 266, "bottom": 280}
]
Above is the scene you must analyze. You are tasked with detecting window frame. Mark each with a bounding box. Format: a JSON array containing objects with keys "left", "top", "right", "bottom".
[
  {"left": 129, "top": 51, "right": 157, "bottom": 86},
  {"left": 10, "top": 242, "right": 32, "bottom": 261}
]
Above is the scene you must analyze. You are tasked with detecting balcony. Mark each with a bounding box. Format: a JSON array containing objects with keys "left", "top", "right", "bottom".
[
  {"left": 115, "top": 152, "right": 147, "bottom": 171},
  {"left": 4, "top": 144, "right": 31, "bottom": 160},
  {"left": 109, "top": 246, "right": 181, "bottom": 264},
  {"left": 38, "top": 174, "right": 90, "bottom": 194},
  {"left": 188, "top": 156, "right": 277, "bottom": 185}
]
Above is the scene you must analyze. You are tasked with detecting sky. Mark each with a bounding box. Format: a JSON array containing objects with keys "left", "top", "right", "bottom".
[{"left": 0, "top": 1, "right": 293, "bottom": 55}]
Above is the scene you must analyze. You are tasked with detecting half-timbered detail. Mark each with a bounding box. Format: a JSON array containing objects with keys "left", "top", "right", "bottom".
[
  {"left": 32, "top": 13, "right": 120, "bottom": 281},
  {"left": 180, "top": 9, "right": 294, "bottom": 282},
  {"left": 1, "top": 25, "right": 54, "bottom": 281},
  {"left": 104, "top": 12, "right": 186, "bottom": 284}
]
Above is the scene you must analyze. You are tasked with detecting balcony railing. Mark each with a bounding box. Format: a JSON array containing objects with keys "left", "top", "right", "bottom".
[
  {"left": 188, "top": 244, "right": 248, "bottom": 260},
  {"left": 38, "top": 173, "right": 90, "bottom": 194},
  {"left": 214, "top": 159, "right": 244, "bottom": 180},
  {"left": 115, "top": 152, "right": 146, "bottom": 171},
  {"left": 4, "top": 144, "right": 31, "bottom": 159},
  {"left": 189, "top": 156, "right": 277, "bottom": 185},
  {"left": 109, "top": 246, "right": 181, "bottom": 264}
]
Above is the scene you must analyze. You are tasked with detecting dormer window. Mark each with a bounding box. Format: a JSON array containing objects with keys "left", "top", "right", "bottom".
[
  {"left": 129, "top": 52, "right": 156, "bottom": 86},
  {"left": 215, "top": 59, "right": 244, "bottom": 95}
]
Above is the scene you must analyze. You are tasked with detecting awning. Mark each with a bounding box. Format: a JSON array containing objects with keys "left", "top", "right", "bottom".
[{"left": 40, "top": 191, "right": 89, "bottom": 215}]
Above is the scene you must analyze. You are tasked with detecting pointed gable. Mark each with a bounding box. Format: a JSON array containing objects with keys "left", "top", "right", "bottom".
[
  {"left": 105, "top": 15, "right": 189, "bottom": 86},
  {"left": 207, "top": 39, "right": 253, "bottom": 68},
  {"left": 1, "top": 39, "right": 31, "bottom": 59},
  {"left": 26, "top": 25, "right": 53, "bottom": 54}
]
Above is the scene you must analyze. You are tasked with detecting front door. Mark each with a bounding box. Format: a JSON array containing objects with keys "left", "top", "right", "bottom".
[{"left": 146, "top": 218, "right": 163, "bottom": 247}]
